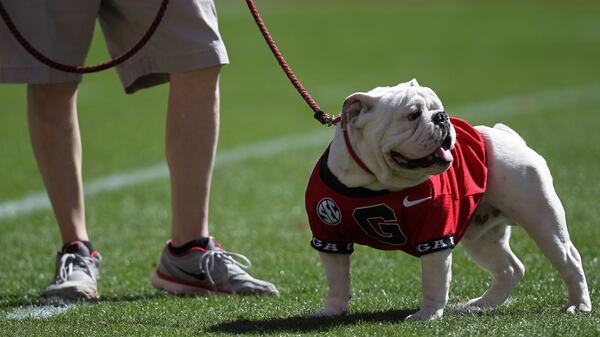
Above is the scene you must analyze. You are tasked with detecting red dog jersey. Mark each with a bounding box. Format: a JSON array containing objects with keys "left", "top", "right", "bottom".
[{"left": 305, "top": 118, "right": 487, "bottom": 257}]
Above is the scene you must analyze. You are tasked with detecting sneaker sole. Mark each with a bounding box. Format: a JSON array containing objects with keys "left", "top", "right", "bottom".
[
  {"left": 43, "top": 286, "right": 99, "bottom": 301},
  {"left": 150, "top": 271, "right": 232, "bottom": 295},
  {"left": 151, "top": 271, "right": 279, "bottom": 296},
  {"left": 151, "top": 271, "right": 280, "bottom": 296}
]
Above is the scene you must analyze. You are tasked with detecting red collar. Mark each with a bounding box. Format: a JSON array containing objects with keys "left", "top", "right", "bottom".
[
  {"left": 343, "top": 129, "right": 375, "bottom": 175},
  {"left": 332, "top": 117, "right": 374, "bottom": 176}
]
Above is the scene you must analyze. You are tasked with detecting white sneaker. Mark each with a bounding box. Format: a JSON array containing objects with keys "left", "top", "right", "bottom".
[{"left": 43, "top": 241, "right": 101, "bottom": 300}]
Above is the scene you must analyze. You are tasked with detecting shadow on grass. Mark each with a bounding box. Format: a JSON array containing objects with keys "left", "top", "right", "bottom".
[
  {"left": 205, "top": 308, "right": 416, "bottom": 334},
  {"left": 0, "top": 291, "right": 169, "bottom": 309}
]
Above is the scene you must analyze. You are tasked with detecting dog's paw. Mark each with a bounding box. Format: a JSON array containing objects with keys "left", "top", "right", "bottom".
[
  {"left": 406, "top": 309, "right": 443, "bottom": 321},
  {"left": 565, "top": 302, "right": 592, "bottom": 314},
  {"left": 310, "top": 308, "right": 348, "bottom": 317}
]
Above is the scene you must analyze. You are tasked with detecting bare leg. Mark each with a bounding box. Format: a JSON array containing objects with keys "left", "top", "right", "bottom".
[
  {"left": 152, "top": 65, "right": 278, "bottom": 296},
  {"left": 166, "top": 66, "right": 221, "bottom": 246},
  {"left": 27, "top": 83, "right": 88, "bottom": 244}
]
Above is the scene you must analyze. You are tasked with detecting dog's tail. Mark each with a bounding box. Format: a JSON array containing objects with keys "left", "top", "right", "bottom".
[{"left": 492, "top": 123, "right": 526, "bottom": 144}]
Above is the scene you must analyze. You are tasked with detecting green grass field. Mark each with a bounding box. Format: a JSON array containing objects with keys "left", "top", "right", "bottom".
[{"left": 1, "top": 1, "right": 599, "bottom": 336}]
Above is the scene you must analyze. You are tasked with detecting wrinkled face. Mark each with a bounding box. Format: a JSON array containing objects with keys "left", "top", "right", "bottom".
[{"left": 343, "top": 79, "right": 456, "bottom": 178}]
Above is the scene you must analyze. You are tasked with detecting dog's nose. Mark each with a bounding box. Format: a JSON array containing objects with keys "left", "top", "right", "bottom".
[{"left": 432, "top": 111, "right": 449, "bottom": 126}]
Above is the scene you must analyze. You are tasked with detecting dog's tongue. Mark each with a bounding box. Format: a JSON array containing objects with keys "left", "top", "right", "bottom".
[{"left": 436, "top": 147, "right": 454, "bottom": 163}]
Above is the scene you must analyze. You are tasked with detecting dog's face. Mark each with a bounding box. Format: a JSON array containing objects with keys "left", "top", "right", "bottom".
[{"left": 342, "top": 79, "right": 456, "bottom": 186}]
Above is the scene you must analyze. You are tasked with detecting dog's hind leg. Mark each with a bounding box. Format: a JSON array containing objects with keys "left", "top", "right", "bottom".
[
  {"left": 478, "top": 125, "right": 591, "bottom": 313},
  {"left": 497, "top": 179, "right": 592, "bottom": 313},
  {"left": 462, "top": 211, "right": 524, "bottom": 309},
  {"left": 312, "top": 252, "right": 351, "bottom": 317}
]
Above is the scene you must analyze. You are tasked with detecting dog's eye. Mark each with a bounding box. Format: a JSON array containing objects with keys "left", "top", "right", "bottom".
[{"left": 408, "top": 110, "right": 422, "bottom": 121}]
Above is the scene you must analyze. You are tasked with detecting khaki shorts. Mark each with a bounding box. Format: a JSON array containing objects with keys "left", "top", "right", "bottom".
[{"left": 0, "top": 0, "right": 229, "bottom": 93}]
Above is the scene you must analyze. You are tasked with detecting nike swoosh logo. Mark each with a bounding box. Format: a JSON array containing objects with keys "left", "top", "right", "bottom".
[
  {"left": 403, "top": 196, "right": 432, "bottom": 207},
  {"left": 175, "top": 266, "right": 206, "bottom": 281}
]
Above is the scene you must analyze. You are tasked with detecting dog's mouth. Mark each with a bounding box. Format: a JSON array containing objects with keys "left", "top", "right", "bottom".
[{"left": 390, "top": 134, "right": 453, "bottom": 169}]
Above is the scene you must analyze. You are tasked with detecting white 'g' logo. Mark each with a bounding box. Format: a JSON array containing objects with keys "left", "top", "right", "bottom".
[{"left": 317, "top": 198, "right": 341, "bottom": 225}]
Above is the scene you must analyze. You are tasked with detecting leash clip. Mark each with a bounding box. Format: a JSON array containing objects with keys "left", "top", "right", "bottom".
[{"left": 314, "top": 110, "right": 341, "bottom": 126}]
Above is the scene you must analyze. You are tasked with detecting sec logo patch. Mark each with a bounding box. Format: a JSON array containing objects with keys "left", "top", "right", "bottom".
[{"left": 317, "top": 198, "right": 341, "bottom": 225}]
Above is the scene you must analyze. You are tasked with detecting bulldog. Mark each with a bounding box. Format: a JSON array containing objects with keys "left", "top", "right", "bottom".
[{"left": 305, "top": 79, "right": 592, "bottom": 320}]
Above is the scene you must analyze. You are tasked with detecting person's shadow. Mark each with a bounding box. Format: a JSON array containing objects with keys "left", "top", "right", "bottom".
[{"left": 204, "top": 308, "right": 416, "bottom": 335}]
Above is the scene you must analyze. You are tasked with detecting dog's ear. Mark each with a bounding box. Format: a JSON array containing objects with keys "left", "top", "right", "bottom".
[
  {"left": 341, "top": 92, "right": 376, "bottom": 128},
  {"left": 408, "top": 78, "right": 420, "bottom": 87}
]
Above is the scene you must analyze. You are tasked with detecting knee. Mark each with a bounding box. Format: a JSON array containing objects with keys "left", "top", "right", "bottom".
[
  {"left": 27, "top": 82, "right": 78, "bottom": 121},
  {"left": 167, "top": 67, "right": 222, "bottom": 128},
  {"left": 170, "top": 65, "right": 222, "bottom": 93},
  {"left": 28, "top": 82, "right": 78, "bottom": 102}
]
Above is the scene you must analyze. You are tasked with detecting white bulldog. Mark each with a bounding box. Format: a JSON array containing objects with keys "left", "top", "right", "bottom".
[{"left": 305, "top": 79, "right": 592, "bottom": 320}]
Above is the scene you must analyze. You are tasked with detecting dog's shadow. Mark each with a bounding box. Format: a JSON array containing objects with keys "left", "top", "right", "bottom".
[{"left": 204, "top": 308, "right": 416, "bottom": 335}]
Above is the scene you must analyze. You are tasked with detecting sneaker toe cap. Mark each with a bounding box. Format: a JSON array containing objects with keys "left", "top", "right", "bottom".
[{"left": 234, "top": 279, "right": 279, "bottom": 296}]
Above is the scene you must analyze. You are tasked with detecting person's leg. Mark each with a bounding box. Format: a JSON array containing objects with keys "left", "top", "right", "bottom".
[
  {"left": 166, "top": 66, "right": 221, "bottom": 246},
  {"left": 99, "top": 0, "right": 277, "bottom": 295},
  {"left": 0, "top": 0, "right": 102, "bottom": 300},
  {"left": 28, "top": 83, "right": 101, "bottom": 300},
  {"left": 27, "top": 83, "right": 88, "bottom": 244},
  {"left": 149, "top": 66, "right": 278, "bottom": 295}
]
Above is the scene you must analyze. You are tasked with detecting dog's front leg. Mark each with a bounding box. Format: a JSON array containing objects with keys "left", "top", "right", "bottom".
[
  {"left": 406, "top": 249, "right": 452, "bottom": 321},
  {"left": 312, "top": 252, "right": 351, "bottom": 317}
]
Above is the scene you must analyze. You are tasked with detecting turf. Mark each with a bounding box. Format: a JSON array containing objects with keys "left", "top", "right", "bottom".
[{"left": 1, "top": 1, "right": 599, "bottom": 336}]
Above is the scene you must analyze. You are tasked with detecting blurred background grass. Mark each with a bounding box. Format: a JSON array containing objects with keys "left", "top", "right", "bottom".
[{"left": 1, "top": 0, "right": 598, "bottom": 199}]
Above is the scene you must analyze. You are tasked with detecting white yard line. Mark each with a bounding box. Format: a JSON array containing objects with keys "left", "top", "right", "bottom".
[
  {"left": 5, "top": 304, "right": 74, "bottom": 320},
  {"left": 0, "top": 84, "right": 598, "bottom": 221},
  {"left": 0, "top": 130, "right": 333, "bottom": 221},
  {"left": 4, "top": 298, "right": 92, "bottom": 320},
  {"left": 458, "top": 84, "right": 600, "bottom": 119}
]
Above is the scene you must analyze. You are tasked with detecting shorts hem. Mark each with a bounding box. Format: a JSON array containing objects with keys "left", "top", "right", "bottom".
[
  {"left": 0, "top": 66, "right": 83, "bottom": 84},
  {"left": 119, "top": 44, "right": 229, "bottom": 94}
]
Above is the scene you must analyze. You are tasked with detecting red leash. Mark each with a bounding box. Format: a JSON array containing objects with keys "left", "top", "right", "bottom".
[
  {"left": 247, "top": 1, "right": 374, "bottom": 173},
  {"left": 245, "top": 0, "right": 339, "bottom": 126},
  {"left": 0, "top": 0, "right": 170, "bottom": 74}
]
